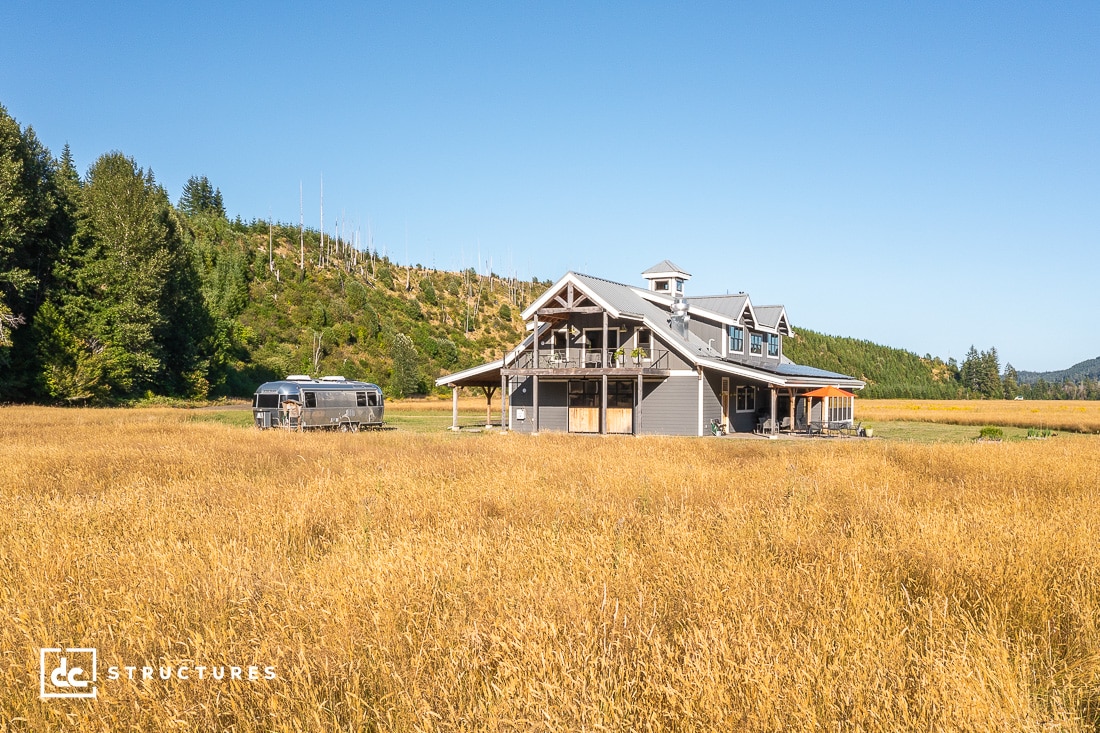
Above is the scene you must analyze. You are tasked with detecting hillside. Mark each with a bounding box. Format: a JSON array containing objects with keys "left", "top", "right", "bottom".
[
  {"left": 189, "top": 216, "right": 546, "bottom": 398},
  {"left": 784, "top": 328, "right": 963, "bottom": 399},
  {"left": 1018, "top": 357, "right": 1100, "bottom": 385}
]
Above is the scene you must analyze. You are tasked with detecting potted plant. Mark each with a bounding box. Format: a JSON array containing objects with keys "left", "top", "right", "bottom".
[
  {"left": 631, "top": 347, "right": 648, "bottom": 365},
  {"left": 613, "top": 348, "right": 625, "bottom": 367}
]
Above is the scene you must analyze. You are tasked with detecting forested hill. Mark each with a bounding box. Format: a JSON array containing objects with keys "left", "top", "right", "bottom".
[
  {"left": 2, "top": 103, "right": 1090, "bottom": 403},
  {"left": 1018, "top": 358, "right": 1100, "bottom": 386},
  {"left": 783, "top": 328, "right": 964, "bottom": 399},
  {"left": 0, "top": 102, "right": 543, "bottom": 402}
]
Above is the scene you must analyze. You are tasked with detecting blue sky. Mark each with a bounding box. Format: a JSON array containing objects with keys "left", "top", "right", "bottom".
[{"left": 2, "top": 1, "right": 1097, "bottom": 372}]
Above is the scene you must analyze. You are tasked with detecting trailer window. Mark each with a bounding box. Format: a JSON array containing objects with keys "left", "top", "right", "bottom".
[
  {"left": 255, "top": 393, "right": 279, "bottom": 408},
  {"left": 356, "top": 392, "right": 367, "bottom": 407},
  {"left": 303, "top": 392, "right": 316, "bottom": 408},
  {"left": 368, "top": 392, "right": 379, "bottom": 407}
]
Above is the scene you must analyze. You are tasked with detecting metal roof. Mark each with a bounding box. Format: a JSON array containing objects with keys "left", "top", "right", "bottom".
[{"left": 641, "top": 260, "right": 691, "bottom": 277}]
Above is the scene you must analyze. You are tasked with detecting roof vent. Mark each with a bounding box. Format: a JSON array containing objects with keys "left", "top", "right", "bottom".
[
  {"left": 320, "top": 376, "right": 347, "bottom": 382},
  {"left": 286, "top": 374, "right": 313, "bottom": 381},
  {"left": 669, "top": 294, "right": 691, "bottom": 338}
]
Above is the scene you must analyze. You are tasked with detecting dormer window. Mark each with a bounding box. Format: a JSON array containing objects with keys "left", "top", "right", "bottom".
[
  {"left": 768, "top": 334, "right": 779, "bottom": 357},
  {"left": 750, "top": 333, "right": 763, "bottom": 355},
  {"left": 729, "top": 325, "right": 744, "bottom": 354}
]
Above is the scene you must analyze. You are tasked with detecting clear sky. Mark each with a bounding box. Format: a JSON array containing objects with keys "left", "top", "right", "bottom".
[{"left": 2, "top": 1, "right": 1097, "bottom": 372}]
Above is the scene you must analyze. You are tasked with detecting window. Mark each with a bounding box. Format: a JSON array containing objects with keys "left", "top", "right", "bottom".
[
  {"left": 729, "top": 326, "right": 744, "bottom": 354},
  {"left": 356, "top": 392, "right": 367, "bottom": 407},
  {"left": 655, "top": 280, "right": 670, "bottom": 291},
  {"left": 367, "top": 392, "right": 379, "bottom": 407},
  {"left": 569, "top": 380, "right": 600, "bottom": 408},
  {"left": 768, "top": 334, "right": 779, "bottom": 357},
  {"left": 749, "top": 332, "right": 763, "bottom": 355},
  {"left": 735, "top": 385, "right": 756, "bottom": 412},
  {"left": 303, "top": 392, "right": 317, "bottom": 408},
  {"left": 609, "top": 381, "right": 634, "bottom": 408}
]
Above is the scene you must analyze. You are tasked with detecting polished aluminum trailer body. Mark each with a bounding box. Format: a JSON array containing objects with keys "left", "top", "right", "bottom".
[{"left": 252, "top": 376, "right": 384, "bottom": 431}]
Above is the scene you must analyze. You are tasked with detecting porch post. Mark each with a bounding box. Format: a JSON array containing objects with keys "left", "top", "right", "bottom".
[
  {"left": 533, "top": 314, "right": 540, "bottom": 434},
  {"left": 823, "top": 396, "right": 830, "bottom": 425},
  {"left": 501, "top": 373, "right": 507, "bottom": 431},
  {"left": 636, "top": 373, "right": 643, "bottom": 435},
  {"left": 697, "top": 366, "right": 705, "bottom": 436},
  {"left": 770, "top": 387, "right": 778, "bottom": 435},
  {"left": 600, "top": 373, "right": 608, "bottom": 435},
  {"left": 602, "top": 311, "right": 609, "bottom": 368},
  {"left": 451, "top": 386, "right": 459, "bottom": 431},
  {"left": 788, "top": 388, "right": 796, "bottom": 429},
  {"left": 484, "top": 386, "right": 495, "bottom": 427}
]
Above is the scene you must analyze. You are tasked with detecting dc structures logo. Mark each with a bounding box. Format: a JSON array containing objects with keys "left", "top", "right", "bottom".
[{"left": 39, "top": 648, "right": 97, "bottom": 699}]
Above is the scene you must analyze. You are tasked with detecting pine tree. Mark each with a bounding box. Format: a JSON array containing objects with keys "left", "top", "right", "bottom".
[
  {"left": 43, "top": 152, "right": 211, "bottom": 399},
  {"left": 390, "top": 332, "right": 420, "bottom": 398},
  {"left": 178, "top": 175, "right": 226, "bottom": 218}
]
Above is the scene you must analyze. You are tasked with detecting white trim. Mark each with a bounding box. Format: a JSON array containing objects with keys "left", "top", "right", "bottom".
[{"left": 521, "top": 272, "right": 623, "bottom": 321}]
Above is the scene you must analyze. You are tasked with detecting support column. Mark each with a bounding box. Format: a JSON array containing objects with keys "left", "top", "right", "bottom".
[
  {"left": 533, "top": 375, "right": 540, "bottom": 434},
  {"left": 770, "top": 387, "right": 778, "bottom": 435},
  {"left": 788, "top": 388, "right": 796, "bottom": 429},
  {"left": 501, "top": 374, "right": 507, "bottom": 432},
  {"left": 602, "top": 312, "right": 609, "bottom": 368},
  {"left": 636, "top": 374, "right": 643, "bottom": 435},
  {"left": 600, "top": 373, "right": 608, "bottom": 435},
  {"left": 697, "top": 366, "right": 705, "bottom": 436},
  {"left": 484, "top": 386, "right": 496, "bottom": 427},
  {"left": 823, "top": 396, "right": 830, "bottom": 425},
  {"left": 451, "top": 386, "right": 459, "bottom": 431},
  {"left": 533, "top": 314, "right": 540, "bottom": 434}
]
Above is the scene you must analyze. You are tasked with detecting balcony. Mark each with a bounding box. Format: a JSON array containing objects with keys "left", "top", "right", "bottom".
[{"left": 502, "top": 348, "right": 672, "bottom": 377}]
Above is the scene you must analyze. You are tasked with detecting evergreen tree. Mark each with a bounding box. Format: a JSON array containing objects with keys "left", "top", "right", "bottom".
[
  {"left": 390, "top": 332, "right": 420, "bottom": 398},
  {"left": 178, "top": 175, "right": 226, "bottom": 218},
  {"left": 1003, "top": 362, "right": 1019, "bottom": 400},
  {"left": 0, "top": 105, "right": 74, "bottom": 398},
  {"left": 43, "top": 152, "right": 210, "bottom": 399}
]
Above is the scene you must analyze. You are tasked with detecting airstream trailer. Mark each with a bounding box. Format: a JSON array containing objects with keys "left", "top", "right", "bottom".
[{"left": 253, "top": 375, "right": 384, "bottom": 431}]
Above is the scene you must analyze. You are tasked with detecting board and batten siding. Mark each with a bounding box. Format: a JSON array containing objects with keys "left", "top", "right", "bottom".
[
  {"left": 639, "top": 376, "right": 700, "bottom": 435},
  {"left": 509, "top": 378, "right": 568, "bottom": 433}
]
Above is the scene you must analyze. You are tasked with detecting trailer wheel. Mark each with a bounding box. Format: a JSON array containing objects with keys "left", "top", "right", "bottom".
[
  {"left": 338, "top": 422, "right": 351, "bottom": 432},
  {"left": 350, "top": 423, "right": 360, "bottom": 433}
]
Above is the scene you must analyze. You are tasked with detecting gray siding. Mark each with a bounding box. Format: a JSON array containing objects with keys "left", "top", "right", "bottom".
[
  {"left": 509, "top": 377, "right": 568, "bottom": 433},
  {"left": 687, "top": 318, "right": 724, "bottom": 353},
  {"left": 639, "top": 377, "right": 700, "bottom": 435}
]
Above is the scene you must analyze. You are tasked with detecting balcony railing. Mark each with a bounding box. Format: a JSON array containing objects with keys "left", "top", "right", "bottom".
[{"left": 506, "top": 348, "right": 670, "bottom": 371}]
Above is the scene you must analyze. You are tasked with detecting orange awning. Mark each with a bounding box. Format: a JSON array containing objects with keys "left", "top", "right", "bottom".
[{"left": 801, "top": 385, "right": 857, "bottom": 399}]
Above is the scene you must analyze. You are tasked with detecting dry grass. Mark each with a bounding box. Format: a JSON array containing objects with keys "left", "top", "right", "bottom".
[
  {"left": 858, "top": 399, "right": 1100, "bottom": 434},
  {"left": 3, "top": 406, "right": 1100, "bottom": 730}
]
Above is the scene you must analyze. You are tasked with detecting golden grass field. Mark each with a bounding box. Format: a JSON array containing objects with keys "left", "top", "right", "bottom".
[
  {"left": 856, "top": 399, "right": 1100, "bottom": 434},
  {"left": 3, "top": 403, "right": 1100, "bottom": 730}
]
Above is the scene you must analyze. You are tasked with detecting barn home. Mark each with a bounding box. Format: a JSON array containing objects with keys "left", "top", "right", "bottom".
[{"left": 436, "top": 261, "right": 864, "bottom": 436}]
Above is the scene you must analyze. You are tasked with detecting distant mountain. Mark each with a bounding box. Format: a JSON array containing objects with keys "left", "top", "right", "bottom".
[{"left": 1017, "top": 357, "right": 1100, "bottom": 385}]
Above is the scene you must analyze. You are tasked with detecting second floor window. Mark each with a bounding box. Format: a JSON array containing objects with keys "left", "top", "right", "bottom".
[
  {"left": 750, "top": 332, "right": 763, "bottom": 355},
  {"left": 729, "top": 326, "right": 744, "bottom": 354},
  {"left": 768, "top": 334, "right": 779, "bottom": 357}
]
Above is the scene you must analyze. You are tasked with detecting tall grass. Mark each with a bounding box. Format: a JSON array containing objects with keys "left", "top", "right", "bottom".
[
  {"left": 858, "top": 398, "right": 1100, "bottom": 433},
  {"left": 3, "top": 406, "right": 1100, "bottom": 730}
]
